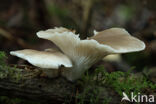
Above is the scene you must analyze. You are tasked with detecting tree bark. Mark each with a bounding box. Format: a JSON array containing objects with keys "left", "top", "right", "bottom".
[{"left": 0, "top": 65, "right": 120, "bottom": 104}]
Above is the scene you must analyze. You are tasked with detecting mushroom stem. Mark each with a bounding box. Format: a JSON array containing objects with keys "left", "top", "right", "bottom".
[{"left": 62, "top": 54, "right": 107, "bottom": 81}]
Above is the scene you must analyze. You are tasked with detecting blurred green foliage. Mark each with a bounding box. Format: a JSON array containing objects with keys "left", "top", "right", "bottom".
[
  {"left": 122, "top": 52, "right": 151, "bottom": 70},
  {"left": 47, "top": 3, "right": 77, "bottom": 29}
]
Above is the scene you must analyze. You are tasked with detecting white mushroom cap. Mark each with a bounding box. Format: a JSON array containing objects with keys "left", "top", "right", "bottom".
[
  {"left": 46, "top": 27, "right": 71, "bottom": 33},
  {"left": 90, "top": 28, "right": 145, "bottom": 53},
  {"left": 36, "top": 27, "right": 145, "bottom": 81},
  {"left": 37, "top": 28, "right": 114, "bottom": 60},
  {"left": 10, "top": 49, "right": 72, "bottom": 69}
]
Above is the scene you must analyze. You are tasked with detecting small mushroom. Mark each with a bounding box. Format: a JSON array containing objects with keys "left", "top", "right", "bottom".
[{"left": 10, "top": 27, "right": 145, "bottom": 81}]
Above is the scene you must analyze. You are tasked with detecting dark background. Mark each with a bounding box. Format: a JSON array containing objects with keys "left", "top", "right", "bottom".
[{"left": 0, "top": 0, "right": 156, "bottom": 73}]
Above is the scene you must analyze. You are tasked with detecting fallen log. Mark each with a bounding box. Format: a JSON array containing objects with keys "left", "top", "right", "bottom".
[{"left": 0, "top": 65, "right": 121, "bottom": 104}]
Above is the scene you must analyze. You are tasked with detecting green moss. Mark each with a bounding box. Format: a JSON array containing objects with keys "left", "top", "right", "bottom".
[
  {"left": 75, "top": 66, "right": 156, "bottom": 104},
  {"left": 76, "top": 86, "right": 103, "bottom": 104},
  {"left": 0, "top": 51, "right": 22, "bottom": 81},
  {"left": 96, "top": 66, "right": 155, "bottom": 95},
  {"left": 0, "top": 52, "right": 40, "bottom": 104},
  {"left": 0, "top": 51, "right": 7, "bottom": 66}
]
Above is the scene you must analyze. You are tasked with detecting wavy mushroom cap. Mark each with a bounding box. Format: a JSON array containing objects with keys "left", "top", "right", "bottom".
[
  {"left": 90, "top": 28, "right": 145, "bottom": 53},
  {"left": 10, "top": 49, "right": 72, "bottom": 69},
  {"left": 46, "top": 27, "right": 72, "bottom": 33},
  {"left": 37, "top": 28, "right": 112, "bottom": 63},
  {"left": 37, "top": 27, "right": 145, "bottom": 60}
]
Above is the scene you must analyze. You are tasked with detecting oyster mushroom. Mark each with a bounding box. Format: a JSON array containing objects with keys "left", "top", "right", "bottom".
[{"left": 10, "top": 27, "right": 145, "bottom": 81}]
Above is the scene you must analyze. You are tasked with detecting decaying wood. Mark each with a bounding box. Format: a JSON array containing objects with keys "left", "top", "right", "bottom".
[{"left": 0, "top": 65, "right": 120, "bottom": 104}]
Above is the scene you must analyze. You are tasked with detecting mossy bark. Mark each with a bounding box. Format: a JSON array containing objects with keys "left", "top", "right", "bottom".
[{"left": 0, "top": 65, "right": 121, "bottom": 104}]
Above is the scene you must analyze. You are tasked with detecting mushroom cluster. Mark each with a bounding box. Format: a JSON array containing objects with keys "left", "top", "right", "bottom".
[{"left": 10, "top": 27, "right": 145, "bottom": 81}]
